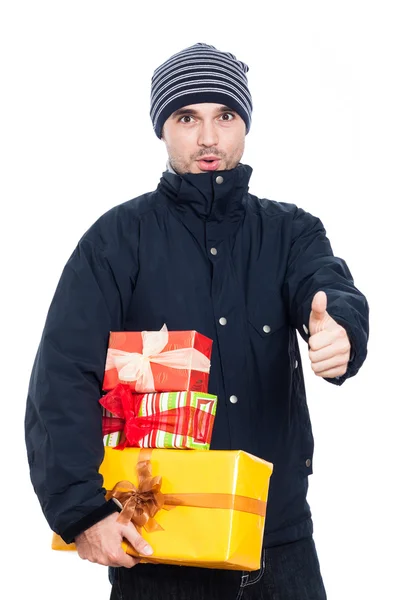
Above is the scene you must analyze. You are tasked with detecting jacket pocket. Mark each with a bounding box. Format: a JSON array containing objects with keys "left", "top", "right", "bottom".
[{"left": 247, "top": 298, "right": 288, "bottom": 339}]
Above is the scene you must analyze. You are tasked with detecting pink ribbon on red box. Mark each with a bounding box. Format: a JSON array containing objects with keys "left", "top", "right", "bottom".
[{"left": 104, "top": 324, "right": 211, "bottom": 393}]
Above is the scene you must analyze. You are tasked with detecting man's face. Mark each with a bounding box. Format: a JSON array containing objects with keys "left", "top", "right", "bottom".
[{"left": 161, "top": 103, "right": 246, "bottom": 175}]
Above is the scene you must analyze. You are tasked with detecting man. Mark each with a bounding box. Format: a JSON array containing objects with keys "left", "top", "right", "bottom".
[{"left": 25, "top": 43, "right": 369, "bottom": 599}]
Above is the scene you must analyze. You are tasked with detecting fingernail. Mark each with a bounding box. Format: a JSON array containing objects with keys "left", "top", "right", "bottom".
[{"left": 142, "top": 544, "right": 153, "bottom": 555}]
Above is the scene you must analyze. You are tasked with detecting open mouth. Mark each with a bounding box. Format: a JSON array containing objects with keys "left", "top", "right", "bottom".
[{"left": 197, "top": 158, "right": 221, "bottom": 171}]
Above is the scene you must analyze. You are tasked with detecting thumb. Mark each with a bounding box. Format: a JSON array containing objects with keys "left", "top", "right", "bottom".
[
  {"left": 121, "top": 521, "right": 154, "bottom": 557},
  {"left": 310, "top": 291, "right": 327, "bottom": 321},
  {"left": 309, "top": 291, "right": 331, "bottom": 335}
]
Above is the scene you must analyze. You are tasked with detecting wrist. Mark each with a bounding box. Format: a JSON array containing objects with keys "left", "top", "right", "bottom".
[{"left": 60, "top": 498, "right": 122, "bottom": 544}]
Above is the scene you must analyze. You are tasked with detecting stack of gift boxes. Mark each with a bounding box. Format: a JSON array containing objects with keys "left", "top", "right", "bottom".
[
  {"left": 52, "top": 325, "right": 273, "bottom": 571},
  {"left": 101, "top": 327, "right": 217, "bottom": 450}
]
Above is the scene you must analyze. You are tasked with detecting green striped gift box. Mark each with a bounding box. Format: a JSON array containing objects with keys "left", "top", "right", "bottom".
[{"left": 103, "top": 392, "right": 217, "bottom": 450}]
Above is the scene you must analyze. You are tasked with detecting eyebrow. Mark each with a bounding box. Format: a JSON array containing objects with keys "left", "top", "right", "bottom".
[{"left": 171, "top": 105, "right": 237, "bottom": 118}]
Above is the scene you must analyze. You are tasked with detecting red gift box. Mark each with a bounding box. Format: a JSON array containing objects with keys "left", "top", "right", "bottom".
[
  {"left": 100, "top": 384, "right": 217, "bottom": 449},
  {"left": 102, "top": 325, "right": 212, "bottom": 393}
]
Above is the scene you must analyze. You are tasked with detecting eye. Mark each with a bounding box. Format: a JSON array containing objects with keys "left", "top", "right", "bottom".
[
  {"left": 220, "top": 112, "right": 235, "bottom": 121},
  {"left": 179, "top": 115, "right": 194, "bottom": 123}
]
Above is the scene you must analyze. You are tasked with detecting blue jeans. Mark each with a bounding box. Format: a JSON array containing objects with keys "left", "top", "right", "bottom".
[{"left": 109, "top": 537, "right": 327, "bottom": 599}]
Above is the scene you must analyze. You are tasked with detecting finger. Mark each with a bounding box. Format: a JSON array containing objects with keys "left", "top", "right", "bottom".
[
  {"left": 316, "top": 365, "right": 348, "bottom": 378},
  {"left": 122, "top": 522, "right": 153, "bottom": 557},
  {"left": 311, "top": 354, "right": 349, "bottom": 374},
  {"left": 112, "top": 548, "right": 141, "bottom": 569},
  {"left": 78, "top": 542, "right": 139, "bottom": 568},
  {"left": 87, "top": 555, "right": 139, "bottom": 568},
  {"left": 309, "top": 339, "right": 350, "bottom": 363},
  {"left": 308, "top": 329, "right": 336, "bottom": 351}
]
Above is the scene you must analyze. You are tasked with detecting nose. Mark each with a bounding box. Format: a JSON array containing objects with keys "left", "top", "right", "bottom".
[{"left": 198, "top": 120, "right": 219, "bottom": 148}]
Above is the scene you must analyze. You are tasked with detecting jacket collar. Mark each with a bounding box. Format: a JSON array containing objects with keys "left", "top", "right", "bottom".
[{"left": 158, "top": 162, "right": 253, "bottom": 222}]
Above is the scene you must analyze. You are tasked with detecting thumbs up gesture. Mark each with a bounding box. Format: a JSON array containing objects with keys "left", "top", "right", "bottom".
[{"left": 308, "top": 291, "right": 351, "bottom": 379}]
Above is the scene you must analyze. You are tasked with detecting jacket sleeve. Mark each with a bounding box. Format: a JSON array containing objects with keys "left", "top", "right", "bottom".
[
  {"left": 282, "top": 206, "right": 369, "bottom": 385},
  {"left": 25, "top": 214, "right": 139, "bottom": 542}
]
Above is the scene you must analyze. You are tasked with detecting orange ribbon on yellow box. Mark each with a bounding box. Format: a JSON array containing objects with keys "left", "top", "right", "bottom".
[
  {"left": 107, "top": 449, "right": 266, "bottom": 538},
  {"left": 52, "top": 447, "right": 273, "bottom": 570}
]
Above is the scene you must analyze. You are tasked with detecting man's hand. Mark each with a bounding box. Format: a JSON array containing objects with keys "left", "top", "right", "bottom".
[
  {"left": 308, "top": 291, "right": 351, "bottom": 379},
  {"left": 75, "top": 512, "right": 153, "bottom": 568}
]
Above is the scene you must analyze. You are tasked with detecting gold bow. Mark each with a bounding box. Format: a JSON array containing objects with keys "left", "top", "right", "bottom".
[{"left": 106, "top": 457, "right": 173, "bottom": 532}]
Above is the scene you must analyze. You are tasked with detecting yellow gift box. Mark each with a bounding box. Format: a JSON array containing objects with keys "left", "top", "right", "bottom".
[{"left": 52, "top": 447, "right": 273, "bottom": 570}]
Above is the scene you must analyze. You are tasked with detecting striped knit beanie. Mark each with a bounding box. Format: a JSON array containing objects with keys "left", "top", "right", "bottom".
[{"left": 150, "top": 43, "right": 253, "bottom": 139}]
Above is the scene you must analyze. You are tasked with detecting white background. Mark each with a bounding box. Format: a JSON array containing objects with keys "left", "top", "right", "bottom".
[{"left": 1, "top": 1, "right": 399, "bottom": 598}]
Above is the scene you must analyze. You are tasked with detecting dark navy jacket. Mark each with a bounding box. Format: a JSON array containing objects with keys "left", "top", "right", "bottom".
[{"left": 25, "top": 163, "right": 369, "bottom": 547}]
